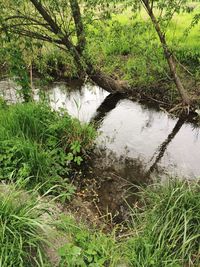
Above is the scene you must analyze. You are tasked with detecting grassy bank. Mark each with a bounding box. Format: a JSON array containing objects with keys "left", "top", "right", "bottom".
[
  {"left": 85, "top": 6, "right": 200, "bottom": 107},
  {"left": 125, "top": 180, "right": 200, "bottom": 266},
  {"left": 1, "top": 179, "right": 199, "bottom": 266},
  {"left": 0, "top": 100, "right": 96, "bottom": 197},
  {"left": 0, "top": 100, "right": 199, "bottom": 266},
  {"left": 0, "top": 184, "right": 50, "bottom": 266}
]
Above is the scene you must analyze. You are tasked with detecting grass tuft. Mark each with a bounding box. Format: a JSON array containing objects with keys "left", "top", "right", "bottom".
[
  {"left": 125, "top": 180, "right": 200, "bottom": 266},
  {"left": 0, "top": 102, "right": 96, "bottom": 196},
  {"left": 0, "top": 183, "right": 50, "bottom": 267}
]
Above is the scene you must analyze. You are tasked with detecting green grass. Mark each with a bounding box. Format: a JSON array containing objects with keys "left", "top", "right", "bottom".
[
  {"left": 2, "top": 180, "right": 199, "bottom": 267},
  {"left": 85, "top": 4, "right": 200, "bottom": 94},
  {"left": 0, "top": 101, "right": 96, "bottom": 196},
  {"left": 48, "top": 180, "right": 200, "bottom": 266},
  {"left": 124, "top": 180, "right": 200, "bottom": 266},
  {"left": 0, "top": 183, "right": 50, "bottom": 267}
]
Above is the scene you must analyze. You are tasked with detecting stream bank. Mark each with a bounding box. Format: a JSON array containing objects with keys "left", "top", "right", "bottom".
[{"left": 1, "top": 79, "right": 200, "bottom": 225}]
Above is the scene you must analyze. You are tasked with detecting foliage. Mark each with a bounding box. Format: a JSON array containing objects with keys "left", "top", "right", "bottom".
[
  {"left": 0, "top": 183, "right": 50, "bottom": 267},
  {"left": 57, "top": 216, "right": 120, "bottom": 267},
  {"left": 0, "top": 0, "right": 200, "bottom": 104},
  {"left": 0, "top": 102, "right": 96, "bottom": 197},
  {"left": 125, "top": 180, "right": 200, "bottom": 266},
  {"left": 85, "top": 3, "right": 200, "bottom": 97},
  {"left": 0, "top": 34, "right": 34, "bottom": 101},
  {"left": 34, "top": 46, "right": 78, "bottom": 83}
]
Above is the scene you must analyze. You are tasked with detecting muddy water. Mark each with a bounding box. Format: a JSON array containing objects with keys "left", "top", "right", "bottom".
[{"left": 1, "top": 79, "right": 200, "bottom": 221}]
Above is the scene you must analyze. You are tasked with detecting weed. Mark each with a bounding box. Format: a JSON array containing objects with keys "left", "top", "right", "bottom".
[{"left": 56, "top": 216, "right": 121, "bottom": 267}]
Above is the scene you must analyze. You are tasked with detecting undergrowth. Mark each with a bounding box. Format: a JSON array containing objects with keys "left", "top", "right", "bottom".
[
  {"left": 0, "top": 101, "right": 96, "bottom": 197},
  {"left": 56, "top": 216, "right": 120, "bottom": 267}
]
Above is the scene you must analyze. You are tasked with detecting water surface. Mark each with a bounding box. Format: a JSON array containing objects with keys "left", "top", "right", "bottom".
[{"left": 1, "top": 79, "right": 200, "bottom": 179}]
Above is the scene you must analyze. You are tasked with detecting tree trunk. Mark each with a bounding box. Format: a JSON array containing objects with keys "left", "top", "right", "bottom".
[
  {"left": 29, "top": 0, "right": 129, "bottom": 94},
  {"left": 68, "top": 0, "right": 129, "bottom": 93},
  {"left": 142, "top": 1, "right": 191, "bottom": 106},
  {"left": 86, "top": 65, "right": 129, "bottom": 93},
  {"left": 69, "top": 0, "right": 86, "bottom": 55}
]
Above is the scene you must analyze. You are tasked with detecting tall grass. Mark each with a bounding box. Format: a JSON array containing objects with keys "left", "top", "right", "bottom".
[
  {"left": 86, "top": 5, "right": 200, "bottom": 91},
  {"left": 125, "top": 180, "right": 200, "bottom": 266},
  {"left": 0, "top": 102, "right": 96, "bottom": 195},
  {"left": 0, "top": 183, "right": 50, "bottom": 267}
]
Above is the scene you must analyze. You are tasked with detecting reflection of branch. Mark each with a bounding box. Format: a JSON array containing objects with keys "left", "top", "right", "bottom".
[
  {"left": 148, "top": 114, "right": 187, "bottom": 173},
  {"left": 90, "top": 92, "right": 124, "bottom": 125}
]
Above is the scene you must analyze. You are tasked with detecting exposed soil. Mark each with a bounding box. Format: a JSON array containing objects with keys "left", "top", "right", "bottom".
[{"left": 67, "top": 151, "right": 150, "bottom": 232}]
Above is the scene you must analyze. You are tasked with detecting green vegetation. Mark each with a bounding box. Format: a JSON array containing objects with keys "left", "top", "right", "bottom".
[
  {"left": 1, "top": 1, "right": 200, "bottom": 266},
  {"left": 1, "top": 1, "right": 200, "bottom": 107},
  {"left": 57, "top": 216, "right": 120, "bottom": 267},
  {"left": 0, "top": 101, "right": 96, "bottom": 196},
  {"left": 86, "top": 7, "right": 200, "bottom": 96},
  {"left": 125, "top": 180, "right": 200, "bottom": 266},
  {"left": 0, "top": 183, "right": 49, "bottom": 267}
]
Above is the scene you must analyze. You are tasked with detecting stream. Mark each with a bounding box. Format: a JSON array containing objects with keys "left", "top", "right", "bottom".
[{"left": 1, "top": 79, "right": 200, "bottom": 222}]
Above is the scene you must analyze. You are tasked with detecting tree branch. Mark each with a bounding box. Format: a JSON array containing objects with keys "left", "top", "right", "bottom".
[
  {"left": 69, "top": 0, "right": 86, "bottom": 54},
  {"left": 29, "top": 0, "right": 62, "bottom": 35}
]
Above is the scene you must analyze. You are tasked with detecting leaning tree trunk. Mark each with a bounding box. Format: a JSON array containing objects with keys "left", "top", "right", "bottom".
[
  {"left": 142, "top": 0, "right": 191, "bottom": 106},
  {"left": 69, "top": 0, "right": 86, "bottom": 55},
  {"left": 68, "top": 0, "right": 129, "bottom": 93},
  {"left": 29, "top": 0, "right": 129, "bottom": 94},
  {"left": 86, "top": 64, "right": 129, "bottom": 93}
]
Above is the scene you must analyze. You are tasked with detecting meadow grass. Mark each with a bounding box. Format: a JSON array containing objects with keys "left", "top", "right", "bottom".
[
  {"left": 0, "top": 183, "right": 50, "bottom": 267},
  {"left": 86, "top": 3, "right": 200, "bottom": 92},
  {"left": 124, "top": 180, "right": 200, "bottom": 266}
]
